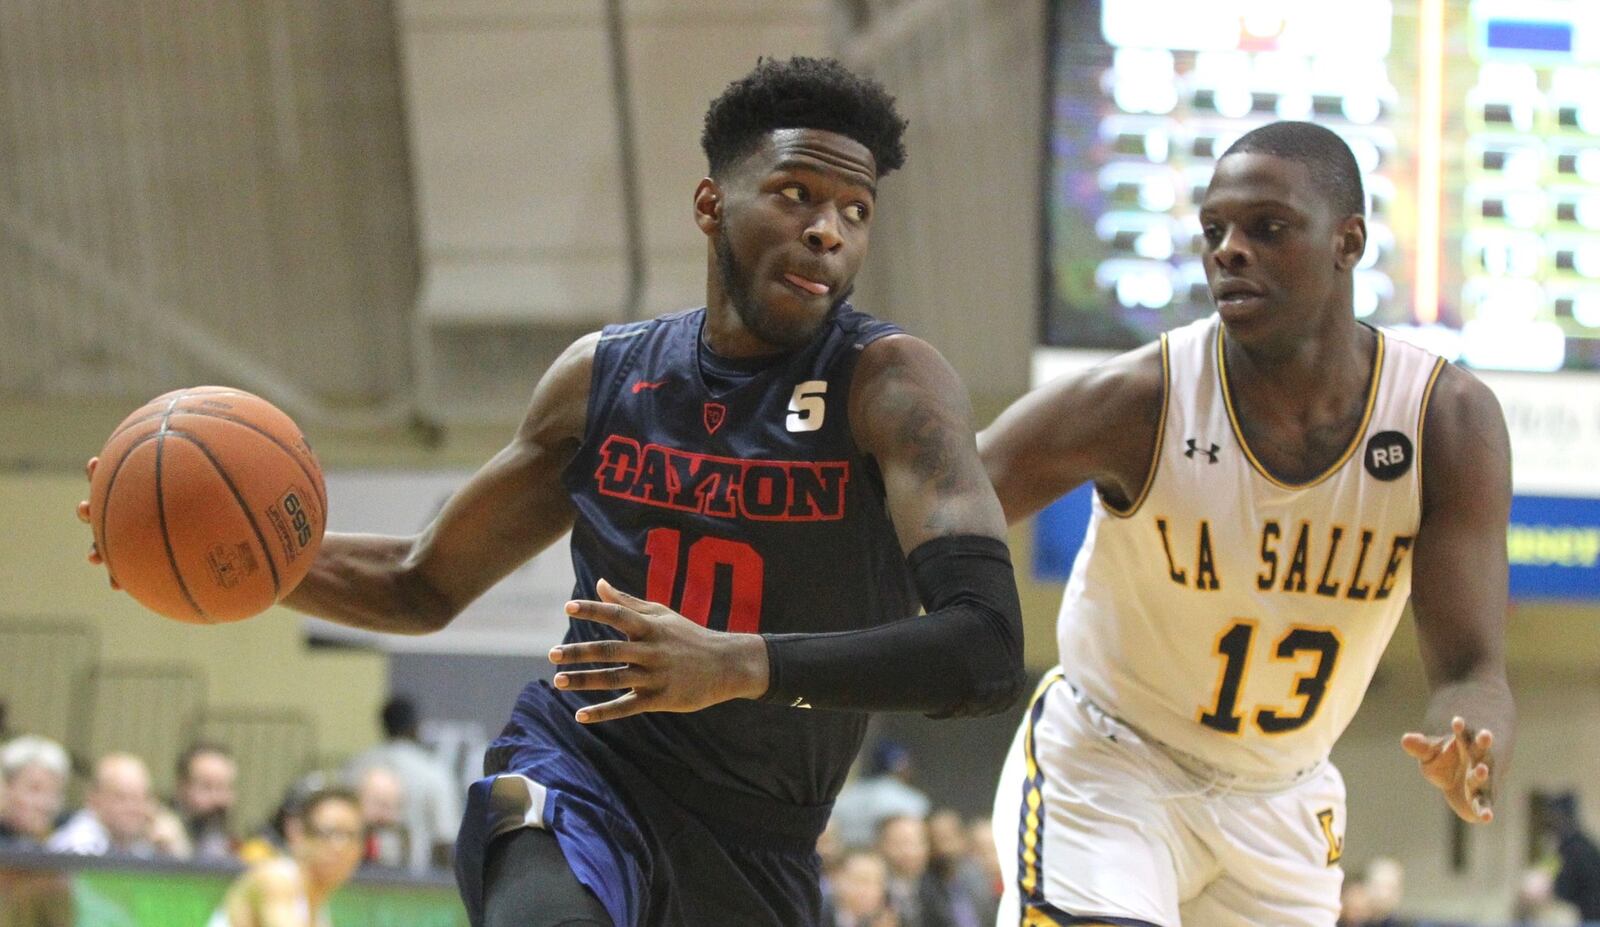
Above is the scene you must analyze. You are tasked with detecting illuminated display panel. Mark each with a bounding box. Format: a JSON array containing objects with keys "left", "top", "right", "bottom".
[{"left": 1043, "top": 0, "right": 1600, "bottom": 371}]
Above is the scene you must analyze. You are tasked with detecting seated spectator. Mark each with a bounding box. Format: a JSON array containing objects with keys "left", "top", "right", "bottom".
[
  {"left": 353, "top": 765, "right": 410, "bottom": 868},
  {"left": 824, "top": 848, "right": 899, "bottom": 927},
  {"left": 964, "top": 817, "right": 1003, "bottom": 909},
  {"left": 0, "top": 735, "right": 70, "bottom": 847},
  {"left": 208, "top": 788, "right": 365, "bottom": 927},
  {"left": 878, "top": 813, "right": 959, "bottom": 927},
  {"left": 926, "top": 809, "right": 989, "bottom": 927},
  {"left": 832, "top": 741, "right": 932, "bottom": 849},
  {"left": 175, "top": 742, "right": 240, "bottom": 861},
  {"left": 344, "top": 696, "right": 460, "bottom": 871},
  {"left": 46, "top": 752, "right": 159, "bottom": 858}
]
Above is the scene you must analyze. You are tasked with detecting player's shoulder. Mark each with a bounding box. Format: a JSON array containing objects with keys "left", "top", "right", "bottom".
[{"left": 1420, "top": 360, "right": 1508, "bottom": 455}]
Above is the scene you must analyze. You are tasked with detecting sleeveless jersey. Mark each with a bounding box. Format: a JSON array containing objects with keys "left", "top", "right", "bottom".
[
  {"left": 560, "top": 305, "right": 917, "bottom": 807},
  {"left": 1059, "top": 316, "right": 1447, "bottom": 780}
]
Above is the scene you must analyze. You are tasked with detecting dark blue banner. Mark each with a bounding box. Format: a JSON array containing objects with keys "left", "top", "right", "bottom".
[
  {"left": 1033, "top": 489, "right": 1600, "bottom": 600},
  {"left": 1508, "top": 494, "right": 1600, "bottom": 600}
]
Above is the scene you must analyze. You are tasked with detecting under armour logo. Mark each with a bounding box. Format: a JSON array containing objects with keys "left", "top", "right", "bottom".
[{"left": 1185, "top": 439, "right": 1220, "bottom": 463}]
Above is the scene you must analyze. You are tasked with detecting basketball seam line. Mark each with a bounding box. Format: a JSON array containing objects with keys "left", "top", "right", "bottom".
[
  {"left": 108, "top": 408, "right": 324, "bottom": 521},
  {"left": 162, "top": 429, "right": 284, "bottom": 599},
  {"left": 155, "top": 394, "right": 211, "bottom": 622},
  {"left": 104, "top": 406, "right": 326, "bottom": 519}
]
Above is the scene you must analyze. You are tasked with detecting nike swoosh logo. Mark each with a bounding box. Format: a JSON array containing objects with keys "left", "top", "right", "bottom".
[{"left": 631, "top": 380, "right": 666, "bottom": 393}]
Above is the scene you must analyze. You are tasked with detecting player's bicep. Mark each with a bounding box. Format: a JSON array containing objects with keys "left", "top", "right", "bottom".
[
  {"left": 850, "top": 335, "right": 1005, "bottom": 552},
  {"left": 405, "top": 333, "right": 597, "bottom": 614},
  {"left": 1411, "top": 367, "right": 1512, "bottom": 684}
]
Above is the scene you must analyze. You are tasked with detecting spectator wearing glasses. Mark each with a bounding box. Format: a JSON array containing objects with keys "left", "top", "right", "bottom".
[{"left": 209, "top": 787, "right": 365, "bottom": 927}]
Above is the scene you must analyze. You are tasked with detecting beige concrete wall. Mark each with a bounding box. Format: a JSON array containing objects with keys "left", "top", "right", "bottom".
[{"left": 0, "top": 472, "right": 387, "bottom": 774}]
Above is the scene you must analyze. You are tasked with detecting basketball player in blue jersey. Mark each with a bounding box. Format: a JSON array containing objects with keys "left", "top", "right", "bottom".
[
  {"left": 82, "top": 58, "right": 1024, "bottom": 926},
  {"left": 982, "top": 122, "right": 1514, "bottom": 926}
]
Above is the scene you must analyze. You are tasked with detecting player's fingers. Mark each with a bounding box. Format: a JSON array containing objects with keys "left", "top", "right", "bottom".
[
  {"left": 1400, "top": 732, "right": 1444, "bottom": 761},
  {"left": 87, "top": 544, "right": 102, "bottom": 565},
  {"left": 1471, "top": 794, "right": 1494, "bottom": 822},
  {"left": 574, "top": 690, "right": 644, "bottom": 724},
  {"left": 553, "top": 666, "right": 639, "bottom": 692},
  {"left": 596, "top": 577, "right": 660, "bottom": 612},
  {"left": 1472, "top": 728, "right": 1494, "bottom": 757},
  {"left": 564, "top": 598, "right": 648, "bottom": 637},
  {"left": 77, "top": 500, "right": 91, "bottom": 524},
  {"left": 548, "top": 638, "right": 644, "bottom": 666},
  {"left": 85, "top": 457, "right": 98, "bottom": 481}
]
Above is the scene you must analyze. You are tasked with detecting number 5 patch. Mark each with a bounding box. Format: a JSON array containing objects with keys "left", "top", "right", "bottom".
[{"left": 786, "top": 380, "right": 828, "bottom": 432}]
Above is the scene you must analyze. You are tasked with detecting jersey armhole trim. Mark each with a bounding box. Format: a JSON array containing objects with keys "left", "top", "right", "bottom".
[
  {"left": 1102, "top": 334, "right": 1169, "bottom": 519},
  {"left": 1414, "top": 355, "right": 1448, "bottom": 508},
  {"left": 1218, "top": 327, "right": 1385, "bottom": 491}
]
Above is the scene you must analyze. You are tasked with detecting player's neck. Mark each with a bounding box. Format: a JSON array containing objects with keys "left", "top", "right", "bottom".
[{"left": 1223, "top": 311, "right": 1371, "bottom": 401}]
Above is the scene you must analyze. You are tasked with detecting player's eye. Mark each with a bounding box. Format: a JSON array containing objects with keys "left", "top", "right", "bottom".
[
  {"left": 1256, "top": 219, "right": 1286, "bottom": 237},
  {"left": 1201, "top": 224, "right": 1223, "bottom": 245},
  {"left": 844, "top": 202, "right": 869, "bottom": 223},
  {"left": 780, "top": 184, "right": 807, "bottom": 203}
]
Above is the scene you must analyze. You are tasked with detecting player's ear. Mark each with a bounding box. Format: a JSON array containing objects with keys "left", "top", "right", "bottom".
[
  {"left": 1334, "top": 215, "right": 1367, "bottom": 272},
  {"left": 693, "top": 178, "right": 722, "bottom": 237}
]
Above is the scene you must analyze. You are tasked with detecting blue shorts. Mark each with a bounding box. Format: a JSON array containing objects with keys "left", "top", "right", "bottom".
[{"left": 454, "top": 681, "right": 828, "bottom": 927}]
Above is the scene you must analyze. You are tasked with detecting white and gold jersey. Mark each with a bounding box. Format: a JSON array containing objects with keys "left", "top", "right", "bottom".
[{"left": 1059, "top": 315, "right": 1447, "bottom": 780}]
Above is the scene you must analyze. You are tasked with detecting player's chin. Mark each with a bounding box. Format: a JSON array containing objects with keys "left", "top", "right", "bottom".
[{"left": 753, "top": 295, "right": 832, "bottom": 348}]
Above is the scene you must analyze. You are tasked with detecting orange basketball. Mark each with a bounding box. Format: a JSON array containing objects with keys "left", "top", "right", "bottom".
[{"left": 88, "top": 386, "right": 327, "bottom": 624}]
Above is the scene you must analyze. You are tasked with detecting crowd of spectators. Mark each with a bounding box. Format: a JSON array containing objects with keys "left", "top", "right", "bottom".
[
  {"left": 0, "top": 696, "right": 459, "bottom": 879},
  {"left": 820, "top": 740, "right": 1004, "bottom": 927}
]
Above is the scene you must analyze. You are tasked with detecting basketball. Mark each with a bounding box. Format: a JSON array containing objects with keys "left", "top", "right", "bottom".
[{"left": 88, "top": 386, "right": 328, "bottom": 624}]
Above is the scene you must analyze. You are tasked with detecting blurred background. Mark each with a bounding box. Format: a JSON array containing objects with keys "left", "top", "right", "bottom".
[{"left": 0, "top": 0, "right": 1597, "bottom": 924}]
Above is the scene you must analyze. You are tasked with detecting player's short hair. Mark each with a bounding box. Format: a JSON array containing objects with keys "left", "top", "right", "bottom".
[
  {"left": 701, "top": 56, "right": 908, "bottom": 179},
  {"left": 0, "top": 735, "right": 70, "bottom": 783},
  {"left": 176, "top": 741, "right": 233, "bottom": 782},
  {"left": 1218, "top": 121, "right": 1366, "bottom": 218}
]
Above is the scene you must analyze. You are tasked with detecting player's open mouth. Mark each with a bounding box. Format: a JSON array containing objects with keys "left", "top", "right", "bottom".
[
  {"left": 783, "top": 272, "right": 831, "bottom": 296},
  {"left": 1213, "top": 280, "right": 1264, "bottom": 309}
]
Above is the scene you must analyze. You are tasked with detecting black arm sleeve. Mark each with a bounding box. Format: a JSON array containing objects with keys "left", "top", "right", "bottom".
[{"left": 759, "top": 534, "right": 1027, "bottom": 718}]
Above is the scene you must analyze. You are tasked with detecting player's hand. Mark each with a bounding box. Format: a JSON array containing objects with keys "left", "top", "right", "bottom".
[
  {"left": 549, "top": 578, "right": 769, "bottom": 723},
  {"left": 75, "top": 457, "right": 119, "bottom": 589},
  {"left": 1400, "top": 716, "right": 1495, "bottom": 824}
]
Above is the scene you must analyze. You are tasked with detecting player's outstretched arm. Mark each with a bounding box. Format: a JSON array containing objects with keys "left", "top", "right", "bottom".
[
  {"left": 978, "top": 341, "right": 1164, "bottom": 524},
  {"left": 278, "top": 333, "right": 596, "bottom": 634},
  {"left": 1402, "top": 364, "right": 1515, "bottom": 824}
]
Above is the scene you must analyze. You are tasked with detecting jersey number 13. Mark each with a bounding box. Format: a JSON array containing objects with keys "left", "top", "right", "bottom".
[{"left": 1198, "top": 620, "right": 1343, "bottom": 735}]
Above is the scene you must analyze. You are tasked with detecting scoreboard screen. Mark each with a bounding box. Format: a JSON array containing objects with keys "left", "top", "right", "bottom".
[{"left": 1043, "top": 0, "right": 1600, "bottom": 371}]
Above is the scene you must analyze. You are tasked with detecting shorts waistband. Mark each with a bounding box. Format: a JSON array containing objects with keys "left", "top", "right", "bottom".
[{"left": 1062, "top": 678, "right": 1327, "bottom": 794}]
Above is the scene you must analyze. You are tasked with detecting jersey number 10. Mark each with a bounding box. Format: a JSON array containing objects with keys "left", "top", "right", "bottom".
[
  {"left": 643, "top": 527, "right": 765, "bottom": 633},
  {"left": 1198, "top": 620, "right": 1343, "bottom": 735}
]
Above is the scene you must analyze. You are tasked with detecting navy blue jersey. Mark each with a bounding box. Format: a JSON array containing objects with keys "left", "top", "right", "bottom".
[{"left": 559, "top": 305, "right": 918, "bottom": 812}]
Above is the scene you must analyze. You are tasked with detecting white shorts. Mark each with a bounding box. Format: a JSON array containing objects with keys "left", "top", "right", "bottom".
[{"left": 991, "top": 673, "right": 1346, "bottom": 927}]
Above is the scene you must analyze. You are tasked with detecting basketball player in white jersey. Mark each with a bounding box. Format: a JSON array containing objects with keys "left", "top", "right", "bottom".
[{"left": 983, "top": 121, "right": 1514, "bottom": 925}]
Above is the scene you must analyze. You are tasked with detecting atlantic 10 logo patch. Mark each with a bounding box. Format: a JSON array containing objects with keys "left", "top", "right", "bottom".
[{"left": 1364, "top": 431, "right": 1413, "bottom": 481}]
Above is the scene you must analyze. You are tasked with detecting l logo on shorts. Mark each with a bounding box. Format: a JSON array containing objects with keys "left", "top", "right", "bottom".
[{"left": 1316, "top": 807, "right": 1343, "bottom": 865}]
